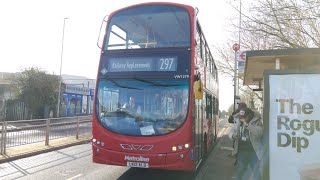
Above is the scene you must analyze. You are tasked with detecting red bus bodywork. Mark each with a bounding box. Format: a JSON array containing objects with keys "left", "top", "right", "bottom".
[{"left": 92, "top": 2, "right": 218, "bottom": 171}]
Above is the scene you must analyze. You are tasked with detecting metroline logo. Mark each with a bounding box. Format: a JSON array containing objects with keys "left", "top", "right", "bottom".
[{"left": 124, "top": 155, "right": 150, "bottom": 162}]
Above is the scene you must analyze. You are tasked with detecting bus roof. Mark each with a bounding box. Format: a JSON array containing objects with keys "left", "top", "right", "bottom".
[
  {"left": 108, "top": 2, "right": 194, "bottom": 18},
  {"left": 244, "top": 48, "right": 320, "bottom": 86}
]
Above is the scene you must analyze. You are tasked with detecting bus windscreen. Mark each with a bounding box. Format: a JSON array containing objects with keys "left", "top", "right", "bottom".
[{"left": 96, "top": 78, "right": 189, "bottom": 136}]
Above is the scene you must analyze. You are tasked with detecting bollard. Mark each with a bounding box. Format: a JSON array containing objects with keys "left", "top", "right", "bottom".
[
  {"left": 3, "top": 121, "right": 7, "bottom": 154},
  {"left": 1, "top": 122, "right": 4, "bottom": 154},
  {"left": 45, "top": 119, "right": 50, "bottom": 146},
  {"left": 76, "top": 117, "right": 80, "bottom": 139}
]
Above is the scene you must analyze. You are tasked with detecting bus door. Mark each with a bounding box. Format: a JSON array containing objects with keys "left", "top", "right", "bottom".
[
  {"left": 193, "top": 98, "right": 203, "bottom": 166},
  {"left": 205, "top": 94, "right": 213, "bottom": 146},
  {"left": 212, "top": 96, "right": 217, "bottom": 143}
]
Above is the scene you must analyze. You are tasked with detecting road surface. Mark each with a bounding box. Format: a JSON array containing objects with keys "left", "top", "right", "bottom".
[{"left": 0, "top": 143, "right": 194, "bottom": 180}]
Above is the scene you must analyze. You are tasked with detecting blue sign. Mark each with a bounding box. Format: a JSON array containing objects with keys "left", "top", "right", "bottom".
[
  {"left": 90, "top": 89, "right": 95, "bottom": 97},
  {"left": 65, "top": 85, "right": 90, "bottom": 95}
]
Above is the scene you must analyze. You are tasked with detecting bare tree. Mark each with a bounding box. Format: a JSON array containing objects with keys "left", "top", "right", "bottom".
[
  {"left": 214, "top": 0, "right": 320, "bottom": 108},
  {"left": 240, "top": 0, "right": 320, "bottom": 49},
  {"left": 240, "top": 87, "right": 263, "bottom": 109}
]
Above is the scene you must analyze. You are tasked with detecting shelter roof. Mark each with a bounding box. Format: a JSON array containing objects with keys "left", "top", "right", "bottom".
[{"left": 244, "top": 48, "right": 320, "bottom": 86}]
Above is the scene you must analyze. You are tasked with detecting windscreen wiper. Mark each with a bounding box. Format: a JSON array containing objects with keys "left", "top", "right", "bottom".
[
  {"left": 102, "top": 76, "right": 142, "bottom": 90},
  {"left": 105, "top": 109, "right": 135, "bottom": 118}
]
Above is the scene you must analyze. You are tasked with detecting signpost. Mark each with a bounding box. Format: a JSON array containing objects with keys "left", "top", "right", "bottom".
[
  {"left": 240, "top": 51, "right": 246, "bottom": 60},
  {"left": 233, "top": 43, "right": 240, "bottom": 52},
  {"left": 238, "top": 51, "right": 246, "bottom": 76},
  {"left": 233, "top": 43, "right": 240, "bottom": 111}
]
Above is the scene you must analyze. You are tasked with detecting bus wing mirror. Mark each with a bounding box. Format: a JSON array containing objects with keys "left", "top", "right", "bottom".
[
  {"left": 97, "top": 14, "right": 109, "bottom": 49},
  {"left": 194, "top": 80, "right": 203, "bottom": 99}
]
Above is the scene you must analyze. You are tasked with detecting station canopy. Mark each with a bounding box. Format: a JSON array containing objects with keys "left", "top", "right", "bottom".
[{"left": 244, "top": 48, "right": 320, "bottom": 87}]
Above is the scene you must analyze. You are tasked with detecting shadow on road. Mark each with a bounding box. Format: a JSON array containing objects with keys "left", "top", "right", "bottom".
[{"left": 117, "top": 167, "right": 195, "bottom": 180}]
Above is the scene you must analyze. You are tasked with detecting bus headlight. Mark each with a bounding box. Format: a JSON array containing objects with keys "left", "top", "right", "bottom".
[
  {"left": 178, "top": 145, "right": 183, "bottom": 150},
  {"left": 172, "top": 146, "right": 177, "bottom": 151},
  {"left": 185, "top": 143, "right": 189, "bottom": 149}
]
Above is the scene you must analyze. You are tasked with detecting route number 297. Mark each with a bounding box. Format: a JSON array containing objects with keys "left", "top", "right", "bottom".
[{"left": 160, "top": 58, "right": 174, "bottom": 70}]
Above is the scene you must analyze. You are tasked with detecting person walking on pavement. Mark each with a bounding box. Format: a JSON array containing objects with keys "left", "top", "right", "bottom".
[
  {"left": 228, "top": 102, "right": 248, "bottom": 155},
  {"left": 229, "top": 107, "right": 263, "bottom": 180},
  {"left": 228, "top": 102, "right": 247, "bottom": 124}
]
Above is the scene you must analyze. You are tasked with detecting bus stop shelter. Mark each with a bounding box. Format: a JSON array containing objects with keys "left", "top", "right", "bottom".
[{"left": 243, "top": 48, "right": 320, "bottom": 180}]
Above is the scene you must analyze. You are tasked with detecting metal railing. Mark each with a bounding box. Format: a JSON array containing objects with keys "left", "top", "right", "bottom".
[{"left": 0, "top": 115, "right": 92, "bottom": 155}]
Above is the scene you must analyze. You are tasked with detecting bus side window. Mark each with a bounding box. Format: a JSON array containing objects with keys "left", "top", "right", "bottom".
[
  {"left": 107, "top": 25, "right": 127, "bottom": 50},
  {"left": 196, "top": 28, "right": 201, "bottom": 58}
]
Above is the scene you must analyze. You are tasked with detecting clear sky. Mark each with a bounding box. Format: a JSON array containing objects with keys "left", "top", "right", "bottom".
[{"left": 0, "top": 0, "right": 236, "bottom": 111}]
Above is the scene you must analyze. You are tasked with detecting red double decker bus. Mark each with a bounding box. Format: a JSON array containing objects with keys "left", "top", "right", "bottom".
[{"left": 92, "top": 2, "right": 219, "bottom": 171}]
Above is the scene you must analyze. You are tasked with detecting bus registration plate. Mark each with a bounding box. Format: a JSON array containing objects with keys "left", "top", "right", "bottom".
[{"left": 127, "top": 162, "right": 149, "bottom": 168}]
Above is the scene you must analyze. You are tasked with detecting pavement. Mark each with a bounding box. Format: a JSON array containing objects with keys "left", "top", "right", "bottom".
[
  {"left": 0, "top": 134, "right": 92, "bottom": 164},
  {"left": 196, "top": 123, "right": 236, "bottom": 180},
  {"left": 0, "top": 124, "right": 236, "bottom": 180}
]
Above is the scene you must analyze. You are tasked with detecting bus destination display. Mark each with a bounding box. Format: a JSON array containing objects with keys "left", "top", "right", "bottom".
[{"left": 107, "top": 56, "right": 178, "bottom": 72}]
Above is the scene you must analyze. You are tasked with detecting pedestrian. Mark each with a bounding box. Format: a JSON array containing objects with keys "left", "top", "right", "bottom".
[
  {"left": 230, "top": 107, "right": 263, "bottom": 180},
  {"left": 49, "top": 110, "right": 54, "bottom": 118},
  {"left": 228, "top": 102, "right": 248, "bottom": 155},
  {"left": 228, "top": 102, "right": 247, "bottom": 123}
]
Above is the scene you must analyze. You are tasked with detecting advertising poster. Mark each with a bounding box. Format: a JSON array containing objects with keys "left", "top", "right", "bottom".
[{"left": 269, "top": 74, "right": 320, "bottom": 180}]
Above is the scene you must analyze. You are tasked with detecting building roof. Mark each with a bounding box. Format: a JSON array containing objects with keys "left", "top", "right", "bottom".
[
  {"left": 0, "top": 72, "right": 15, "bottom": 85},
  {"left": 0, "top": 72, "right": 96, "bottom": 88},
  {"left": 62, "top": 74, "right": 96, "bottom": 89}
]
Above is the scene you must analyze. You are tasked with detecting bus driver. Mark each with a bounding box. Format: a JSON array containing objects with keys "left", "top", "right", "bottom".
[{"left": 122, "top": 96, "right": 141, "bottom": 114}]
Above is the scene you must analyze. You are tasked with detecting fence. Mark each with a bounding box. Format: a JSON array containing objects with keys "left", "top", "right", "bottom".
[
  {"left": 0, "top": 115, "right": 92, "bottom": 155},
  {"left": 5, "top": 100, "right": 29, "bottom": 121}
]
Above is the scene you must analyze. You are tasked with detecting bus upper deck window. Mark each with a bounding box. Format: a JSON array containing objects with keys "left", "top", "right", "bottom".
[{"left": 104, "top": 5, "right": 191, "bottom": 50}]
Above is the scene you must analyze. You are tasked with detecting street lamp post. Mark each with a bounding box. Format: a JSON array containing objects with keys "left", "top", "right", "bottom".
[{"left": 57, "top": 17, "right": 69, "bottom": 117}]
